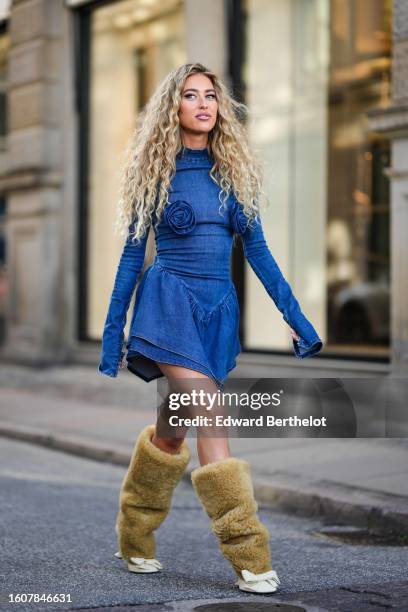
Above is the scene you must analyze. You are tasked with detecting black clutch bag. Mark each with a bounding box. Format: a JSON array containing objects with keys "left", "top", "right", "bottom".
[{"left": 126, "top": 354, "right": 164, "bottom": 382}]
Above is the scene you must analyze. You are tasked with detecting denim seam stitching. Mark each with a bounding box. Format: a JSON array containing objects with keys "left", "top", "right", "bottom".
[{"left": 155, "top": 260, "right": 235, "bottom": 323}]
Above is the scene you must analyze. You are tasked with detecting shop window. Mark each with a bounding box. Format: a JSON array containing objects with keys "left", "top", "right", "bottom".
[
  {"left": 83, "top": 0, "right": 186, "bottom": 341},
  {"left": 241, "top": 0, "right": 391, "bottom": 359}
]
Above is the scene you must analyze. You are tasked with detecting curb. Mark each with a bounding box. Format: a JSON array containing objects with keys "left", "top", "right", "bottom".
[
  {"left": 0, "top": 425, "right": 130, "bottom": 466},
  {"left": 251, "top": 471, "right": 408, "bottom": 535},
  {"left": 1, "top": 425, "right": 407, "bottom": 535}
]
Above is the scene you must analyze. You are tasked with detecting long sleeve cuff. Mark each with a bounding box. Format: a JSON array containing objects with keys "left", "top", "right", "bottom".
[
  {"left": 292, "top": 336, "right": 323, "bottom": 359},
  {"left": 97, "top": 362, "right": 119, "bottom": 378}
]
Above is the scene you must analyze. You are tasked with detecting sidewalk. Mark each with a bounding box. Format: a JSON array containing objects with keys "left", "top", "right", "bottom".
[{"left": 0, "top": 362, "right": 407, "bottom": 534}]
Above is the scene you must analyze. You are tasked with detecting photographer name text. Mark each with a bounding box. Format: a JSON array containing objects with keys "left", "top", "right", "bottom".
[{"left": 167, "top": 415, "right": 327, "bottom": 427}]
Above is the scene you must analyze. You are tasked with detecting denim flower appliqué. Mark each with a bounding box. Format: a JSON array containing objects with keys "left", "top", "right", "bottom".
[
  {"left": 164, "top": 200, "right": 196, "bottom": 235},
  {"left": 230, "top": 201, "right": 250, "bottom": 235}
]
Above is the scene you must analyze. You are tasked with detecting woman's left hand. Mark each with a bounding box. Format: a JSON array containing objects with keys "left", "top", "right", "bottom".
[{"left": 290, "top": 327, "right": 301, "bottom": 342}]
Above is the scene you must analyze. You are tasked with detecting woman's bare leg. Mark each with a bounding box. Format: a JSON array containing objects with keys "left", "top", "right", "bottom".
[{"left": 154, "top": 362, "right": 230, "bottom": 465}]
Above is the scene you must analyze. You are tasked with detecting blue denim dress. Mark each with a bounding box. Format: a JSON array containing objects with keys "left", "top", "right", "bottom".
[{"left": 98, "top": 146, "right": 323, "bottom": 389}]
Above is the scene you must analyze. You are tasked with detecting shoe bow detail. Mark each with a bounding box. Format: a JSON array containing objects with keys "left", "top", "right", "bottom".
[
  {"left": 129, "top": 557, "right": 163, "bottom": 571},
  {"left": 239, "top": 568, "right": 281, "bottom": 591}
]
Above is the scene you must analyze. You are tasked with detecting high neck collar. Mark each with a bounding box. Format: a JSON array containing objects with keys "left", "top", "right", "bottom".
[{"left": 177, "top": 145, "right": 211, "bottom": 159}]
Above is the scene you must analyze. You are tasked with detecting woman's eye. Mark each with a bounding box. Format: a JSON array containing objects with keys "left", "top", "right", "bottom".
[{"left": 184, "top": 93, "right": 216, "bottom": 100}]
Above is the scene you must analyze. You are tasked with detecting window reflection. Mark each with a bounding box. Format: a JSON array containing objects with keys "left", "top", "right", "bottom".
[
  {"left": 327, "top": 0, "right": 391, "bottom": 354},
  {"left": 87, "top": 0, "right": 186, "bottom": 341},
  {"left": 242, "top": 0, "right": 391, "bottom": 358}
]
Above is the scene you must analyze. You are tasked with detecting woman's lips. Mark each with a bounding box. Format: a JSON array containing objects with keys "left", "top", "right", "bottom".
[{"left": 196, "top": 114, "right": 211, "bottom": 120}]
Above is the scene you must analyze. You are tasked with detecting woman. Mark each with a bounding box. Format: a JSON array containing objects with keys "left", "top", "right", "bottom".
[{"left": 98, "top": 63, "right": 323, "bottom": 595}]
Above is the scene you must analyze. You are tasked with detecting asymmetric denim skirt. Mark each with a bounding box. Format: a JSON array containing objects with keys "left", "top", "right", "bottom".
[{"left": 125, "top": 255, "right": 241, "bottom": 391}]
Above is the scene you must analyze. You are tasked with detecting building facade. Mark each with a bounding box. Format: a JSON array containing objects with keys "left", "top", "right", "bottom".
[{"left": 0, "top": 0, "right": 406, "bottom": 377}]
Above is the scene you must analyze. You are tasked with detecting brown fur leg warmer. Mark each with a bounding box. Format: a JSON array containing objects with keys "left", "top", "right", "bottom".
[
  {"left": 116, "top": 424, "right": 190, "bottom": 561},
  {"left": 191, "top": 457, "right": 272, "bottom": 577}
]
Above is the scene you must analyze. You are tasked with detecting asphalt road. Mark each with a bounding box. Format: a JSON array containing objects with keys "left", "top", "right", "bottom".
[{"left": 0, "top": 438, "right": 407, "bottom": 612}]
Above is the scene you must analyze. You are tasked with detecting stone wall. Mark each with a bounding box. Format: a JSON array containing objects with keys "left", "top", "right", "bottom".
[{"left": 0, "top": 0, "right": 71, "bottom": 364}]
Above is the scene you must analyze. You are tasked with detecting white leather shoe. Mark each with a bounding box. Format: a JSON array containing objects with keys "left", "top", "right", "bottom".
[
  {"left": 128, "top": 556, "right": 163, "bottom": 573},
  {"left": 235, "top": 568, "right": 281, "bottom": 593},
  {"left": 114, "top": 551, "right": 163, "bottom": 573}
]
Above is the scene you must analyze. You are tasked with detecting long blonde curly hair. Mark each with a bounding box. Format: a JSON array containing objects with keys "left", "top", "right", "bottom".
[{"left": 115, "top": 62, "right": 268, "bottom": 245}]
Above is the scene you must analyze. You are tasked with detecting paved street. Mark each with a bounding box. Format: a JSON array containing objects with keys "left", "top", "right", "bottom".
[{"left": 1, "top": 437, "right": 408, "bottom": 612}]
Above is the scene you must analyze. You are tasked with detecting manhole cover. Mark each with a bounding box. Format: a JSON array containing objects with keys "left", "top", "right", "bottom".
[
  {"left": 193, "top": 604, "right": 305, "bottom": 611},
  {"left": 312, "top": 525, "right": 408, "bottom": 546}
]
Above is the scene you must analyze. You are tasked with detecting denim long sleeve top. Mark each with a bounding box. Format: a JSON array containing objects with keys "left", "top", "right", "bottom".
[{"left": 98, "top": 146, "right": 323, "bottom": 380}]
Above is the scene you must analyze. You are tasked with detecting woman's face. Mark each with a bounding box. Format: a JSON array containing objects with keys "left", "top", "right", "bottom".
[{"left": 178, "top": 73, "right": 218, "bottom": 139}]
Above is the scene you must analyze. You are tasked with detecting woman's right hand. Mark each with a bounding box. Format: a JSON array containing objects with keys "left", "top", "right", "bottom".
[{"left": 289, "top": 327, "right": 300, "bottom": 342}]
